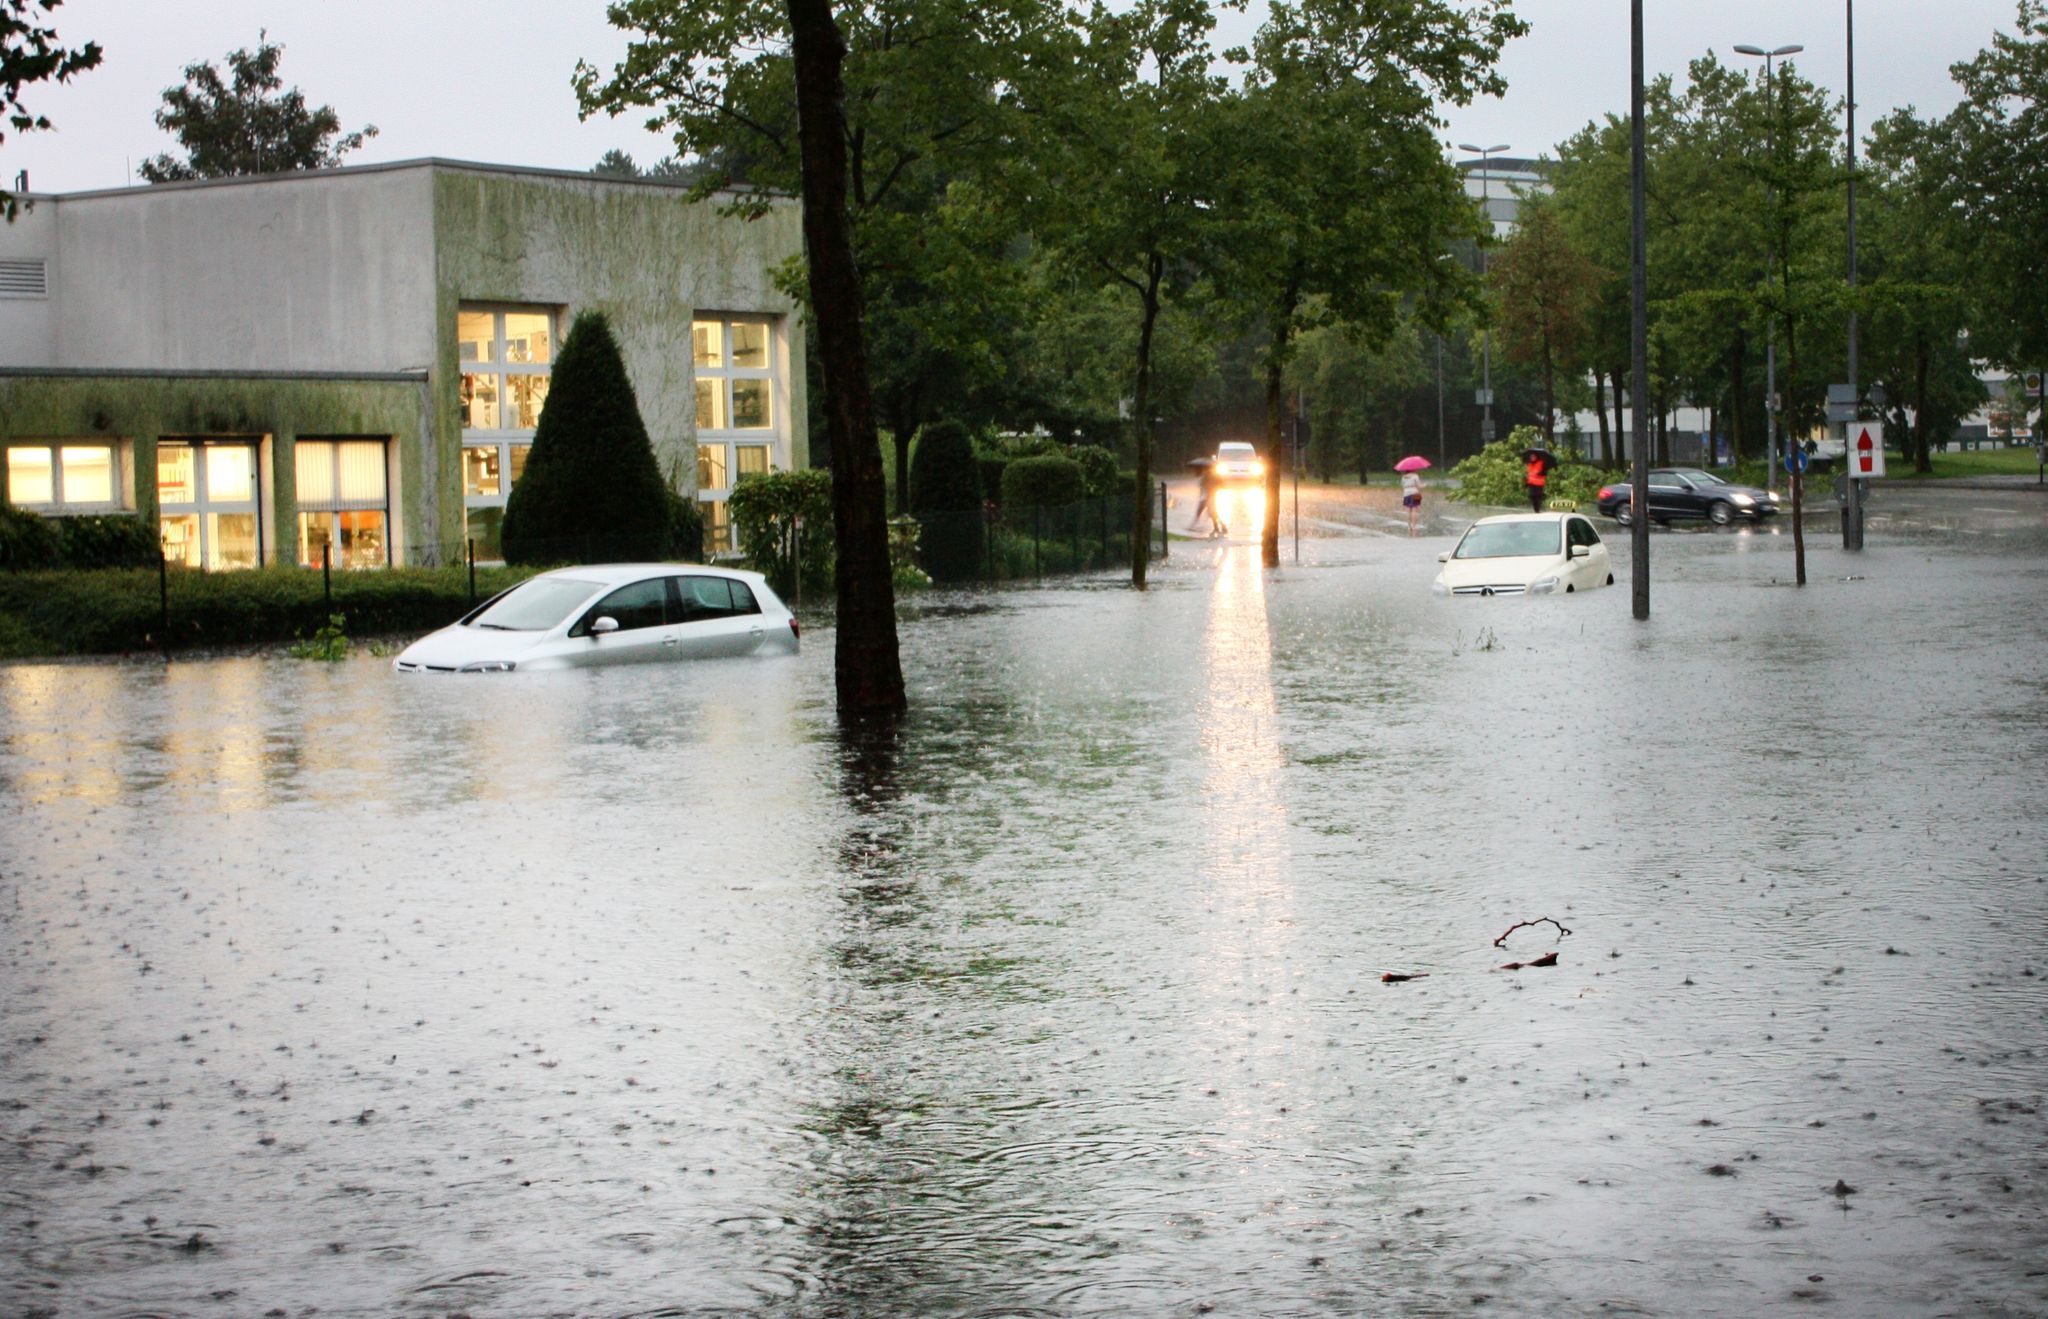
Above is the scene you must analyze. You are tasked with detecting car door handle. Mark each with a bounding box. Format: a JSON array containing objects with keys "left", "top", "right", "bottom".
[{"left": 662, "top": 636, "right": 679, "bottom": 646}]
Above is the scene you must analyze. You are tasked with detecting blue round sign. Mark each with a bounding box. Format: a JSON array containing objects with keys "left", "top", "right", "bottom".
[{"left": 1784, "top": 447, "right": 1810, "bottom": 475}]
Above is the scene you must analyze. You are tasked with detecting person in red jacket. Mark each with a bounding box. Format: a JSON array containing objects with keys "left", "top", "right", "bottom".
[{"left": 1524, "top": 451, "right": 1549, "bottom": 513}]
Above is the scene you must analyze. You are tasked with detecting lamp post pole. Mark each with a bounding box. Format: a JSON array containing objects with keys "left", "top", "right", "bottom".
[
  {"left": 1844, "top": 0, "right": 1866, "bottom": 549},
  {"left": 1458, "top": 142, "right": 1511, "bottom": 447},
  {"left": 1630, "top": 2, "right": 1650, "bottom": 620},
  {"left": 1734, "top": 42, "right": 1803, "bottom": 489}
]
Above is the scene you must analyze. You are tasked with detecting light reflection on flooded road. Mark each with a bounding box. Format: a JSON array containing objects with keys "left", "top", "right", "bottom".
[{"left": 3, "top": 515, "right": 2047, "bottom": 1317}]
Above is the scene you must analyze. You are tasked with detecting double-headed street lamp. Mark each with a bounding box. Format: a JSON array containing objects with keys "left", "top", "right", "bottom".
[
  {"left": 1733, "top": 43, "right": 1803, "bottom": 487},
  {"left": 1458, "top": 142, "right": 1511, "bottom": 446}
]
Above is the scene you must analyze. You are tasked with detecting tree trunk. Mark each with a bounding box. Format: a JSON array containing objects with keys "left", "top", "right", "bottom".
[
  {"left": 1127, "top": 255, "right": 1163, "bottom": 588},
  {"left": 1262, "top": 305, "right": 1297, "bottom": 569},
  {"left": 1729, "top": 329, "right": 1748, "bottom": 466},
  {"left": 890, "top": 416, "right": 914, "bottom": 516},
  {"left": 787, "top": 0, "right": 904, "bottom": 721},
  {"left": 1913, "top": 330, "right": 1934, "bottom": 474},
  {"left": 1595, "top": 370, "right": 1611, "bottom": 466},
  {"left": 1540, "top": 335, "right": 1557, "bottom": 443},
  {"left": 1611, "top": 365, "right": 1627, "bottom": 465}
]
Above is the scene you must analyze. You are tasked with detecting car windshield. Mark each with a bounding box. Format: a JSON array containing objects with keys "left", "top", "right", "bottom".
[
  {"left": 1218, "top": 444, "right": 1255, "bottom": 461},
  {"left": 1454, "top": 521, "right": 1561, "bottom": 559},
  {"left": 466, "top": 576, "right": 601, "bottom": 631}
]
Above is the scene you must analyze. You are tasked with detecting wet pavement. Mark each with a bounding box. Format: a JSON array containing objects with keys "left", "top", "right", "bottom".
[{"left": 3, "top": 497, "right": 2046, "bottom": 1317}]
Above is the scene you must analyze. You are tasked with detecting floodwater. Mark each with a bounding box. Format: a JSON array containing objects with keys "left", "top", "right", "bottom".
[{"left": 3, "top": 505, "right": 2046, "bottom": 1318}]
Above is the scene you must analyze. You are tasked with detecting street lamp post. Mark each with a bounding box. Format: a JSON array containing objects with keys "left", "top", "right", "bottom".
[
  {"left": 1844, "top": 0, "right": 1866, "bottom": 549},
  {"left": 1458, "top": 142, "right": 1511, "bottom": 447},
  {"left": 1630, "top": 4, "right": 1649, "bottom": 620},
  {"left": 1733, "top": 42, "right": 1803, "bottom": 487}
]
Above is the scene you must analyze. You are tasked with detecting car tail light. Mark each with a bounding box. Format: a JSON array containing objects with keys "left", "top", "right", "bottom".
[
  {"left": 789, "top": 618, "right": 801, "bottom": 640},
  {"left": 1598, "top": 486, "right": 1613, "bottom": 501}
]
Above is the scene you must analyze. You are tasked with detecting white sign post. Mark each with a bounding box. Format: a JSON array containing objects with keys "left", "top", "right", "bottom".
[{"left": 1849, "top": 421, "right": 1886, "bottom": 478}]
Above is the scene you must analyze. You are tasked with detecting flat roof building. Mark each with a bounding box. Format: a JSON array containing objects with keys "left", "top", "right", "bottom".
[{"left": 0, "top": 158, "right": 807, "bottom": 567}]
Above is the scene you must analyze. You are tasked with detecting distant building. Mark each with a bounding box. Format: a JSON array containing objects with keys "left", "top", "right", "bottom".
[
  {"left": 0, "top": 159, "right": 807, "bottom": 567},
  {"left": 1455, "top": 155, "right": 1550, "bottom": 241}
]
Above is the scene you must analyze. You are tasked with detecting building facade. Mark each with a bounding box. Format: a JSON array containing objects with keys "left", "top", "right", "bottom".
[{"left": 0, "top": 159, "right": 807, "bottom": 567}]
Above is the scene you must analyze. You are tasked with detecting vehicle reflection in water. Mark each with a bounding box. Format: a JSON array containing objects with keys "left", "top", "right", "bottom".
[{"left": 1211, "top": 483, "right": 1266, "bottom": 538}]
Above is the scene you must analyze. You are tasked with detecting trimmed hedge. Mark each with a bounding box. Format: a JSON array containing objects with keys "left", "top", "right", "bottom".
[
  {"left": 1001, "top": 454, "right": 1086, "bottom": 509},
  {"left": 729, "top": 468, "right": 833, "bottom": 601},
  {"left": 1071, "top": 444, "right": 1119, "bottom": 497},
  {"left": 910, "top": 420, "right": 984, "bottom": 583},
  {"left": 0, "top": 563, "right": 538, "bottom": 659},
  {"left": 501, "top": 309, "right": 674, "bottom": 565},
  {"left": 2, "top": 508, "right": 163, "bottom": 572}
]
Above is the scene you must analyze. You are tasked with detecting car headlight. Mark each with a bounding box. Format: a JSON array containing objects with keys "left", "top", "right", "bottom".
[
  {"left": 458, "top": 660, "right": 517, "bottom": 672},
  {"left": 1732, "top": 492, "right": 1754, "bottom": 506},
  {"left": 1527, "top": 575, "right": 1560, "bottom": 595},
  {"left": 1248, "top": 461, "right": 1264, "bottom": 476}
]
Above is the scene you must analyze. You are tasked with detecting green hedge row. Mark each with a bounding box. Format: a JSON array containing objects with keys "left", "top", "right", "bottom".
[
  {"left": 0, "top": 563, "right": 539, "bottom": 660},
  {"left": 0, "top": 507, "right": 161, "bottom": 571}
]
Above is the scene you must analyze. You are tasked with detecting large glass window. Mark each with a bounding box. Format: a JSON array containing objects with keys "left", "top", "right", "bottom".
[
  {"left": 693, "top": 315, "right": 781, "bottom": 554},
  {"left": 159, "top": 441, "right": 261, "bottom": 570},
  {"left": 296, "top": 439, "right": 390, "bottom": 569},
  {"left": 4, "top": 443, "right": 128, "bottom": 512},
  {"left": 460, "top": 304, "right": 557, "bottom": 560}
]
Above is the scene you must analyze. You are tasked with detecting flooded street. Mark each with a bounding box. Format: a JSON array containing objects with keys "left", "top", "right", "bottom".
[{"left": 4, "top": 509, "right": 2046, "bottom": 1317}]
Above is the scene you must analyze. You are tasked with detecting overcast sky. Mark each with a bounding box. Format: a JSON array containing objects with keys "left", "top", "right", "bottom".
[{"left": 2, "top": 0, "right": 2028, "bottom": 196}]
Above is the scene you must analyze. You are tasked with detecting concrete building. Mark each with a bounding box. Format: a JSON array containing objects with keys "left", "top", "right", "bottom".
[{"left": 0, "top": 159, "right": 807, "bottom": 567}]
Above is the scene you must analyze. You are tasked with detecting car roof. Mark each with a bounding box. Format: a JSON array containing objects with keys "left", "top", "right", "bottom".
[
  {"left": 1470, "top": 512, "right": 1575, "bottom": 525},
  {"left": 535, "top": 562, "right": 767, "bottom": 587}
]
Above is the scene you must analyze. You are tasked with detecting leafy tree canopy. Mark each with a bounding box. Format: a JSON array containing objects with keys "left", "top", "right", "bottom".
[
  {"left": 1, "top": 0, "right": 101, "bottom": 218},
  {"left": 139, "top": 33, "right": 376, "bottom": 183}
]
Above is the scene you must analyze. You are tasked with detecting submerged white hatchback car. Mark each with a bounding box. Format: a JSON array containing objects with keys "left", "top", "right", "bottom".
[
  {"left": 1432, "top": 512, "right": 1614, "bottom": 597},
  {"left": 393, "top": 564, "right": 799, "bottom": 672}
]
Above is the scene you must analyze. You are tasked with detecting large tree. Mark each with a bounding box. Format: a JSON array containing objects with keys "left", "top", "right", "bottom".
[
  {"left": 139, "top": 34, "right": 376, "bottom": 182},
  {"left": 1219, "top": 0, "right": 1523, "bottom": 565},
  {"left": 1489, "top": 199, "right": 1600, "bottom": 441},
  {"left": 1936, "top": 2, "right": 2048, "bottom": 381},
  {"left": 786, "top": 0, "right": 905, "bottom": 719},
  {"left": 1, "top": 0, "right": 100, "bottom": 219},
  {"left": 1015, "top": 0, "right": 1229, "bottom": 588}
]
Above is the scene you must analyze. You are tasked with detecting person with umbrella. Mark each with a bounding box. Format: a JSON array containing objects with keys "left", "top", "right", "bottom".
[
  {"left": 1522, "top": 447, "right": 1555, "bottom": 514},
  {"left": 1395, "top": 455, "right": 1430, "bottom": 537}
]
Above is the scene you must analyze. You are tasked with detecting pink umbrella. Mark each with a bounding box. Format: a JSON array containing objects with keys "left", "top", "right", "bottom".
[{"left": 1394, "top": 455, "right": 1432, "bottom": 473}]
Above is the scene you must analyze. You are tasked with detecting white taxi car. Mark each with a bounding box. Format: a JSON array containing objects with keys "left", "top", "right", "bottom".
[{"left": 1432, "top": 513, "right": 1614, "bottom": 597}]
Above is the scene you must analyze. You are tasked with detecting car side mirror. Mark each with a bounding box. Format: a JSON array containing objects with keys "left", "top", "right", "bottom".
[
  {"left": 1569, "top": 545, "right": 1590, "bottom": 559},
  {"left": 1437, "top": 551, "right": 1451, "bottom": 563},
  {"left": 589, "top": 616, "right": 620, "bottom": 635}
]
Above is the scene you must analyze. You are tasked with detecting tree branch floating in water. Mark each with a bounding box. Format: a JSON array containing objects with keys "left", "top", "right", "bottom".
[
  {"left": 1381, "top": 972, "right": 1429, "bottom": 983},
  {"left": 1494, "top": 917, "right": 1572, "bottom": 948},
  {"left": 1498, "top": 951, "right": 1559, "bottom": 970}
]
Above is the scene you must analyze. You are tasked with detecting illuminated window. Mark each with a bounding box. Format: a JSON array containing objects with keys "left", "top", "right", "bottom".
[
  {"left": 158, "top": 440, "right": 261, "bottom": 570},
  {"left": 296, "top": 440, "right": 390, "bottom": 569},
  {"left": 459, "top": 303, "right": 557, "bottom": 559},
  {"left": 693, "top": 315, "right": 782, "bottom": 553},
  {"left": 4, "top": 443, "right": 128, "bottom": 512}
]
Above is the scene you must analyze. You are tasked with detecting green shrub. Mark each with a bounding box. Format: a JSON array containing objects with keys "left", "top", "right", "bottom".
[
  {"left": 1070, "top": 444, "right": 1119, "bottom": 497},
  {"left": 501, "top": 310, "right": 671, "bottom": 564},
  {"left": 289, "top": 612, "right": 350, "bottom": 661},
  {"left": 58, "top": 514, "right": 160, "bottom": 569},
  {"left": 728, "top": 468, "right": 833, "bottom": 600},
  {"left": 1447, "top": 428, "right": 1606, "bottom": 509},
  {"left": 0, "top": 504, "right": 64, "bottom": 570},
  {"left": 1001, "top": 454, "right": 1085, "bottom": 509},
  {"left": 0, "top": 563, "right": 538, "bottom": 659},
  {"left": 910, "top": 419, "right": 984, "bottom": 582}
]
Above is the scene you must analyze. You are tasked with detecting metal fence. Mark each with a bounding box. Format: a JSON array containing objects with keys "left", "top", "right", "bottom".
[{"left": 911, "top": 484, "right": 1169, "bottom": 584}]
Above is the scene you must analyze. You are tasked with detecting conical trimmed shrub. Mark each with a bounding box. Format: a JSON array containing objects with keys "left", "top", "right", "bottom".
[
  {"left": 909, "top": 418, "right": 983, "bottom": 582},
  {"left": 501, "top": 310, "right": 672, "bottom": 565}
]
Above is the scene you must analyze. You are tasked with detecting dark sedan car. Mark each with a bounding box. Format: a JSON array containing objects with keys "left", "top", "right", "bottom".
[{"left": 1596, "top": 468, "right": 1782, "bottom": 526}]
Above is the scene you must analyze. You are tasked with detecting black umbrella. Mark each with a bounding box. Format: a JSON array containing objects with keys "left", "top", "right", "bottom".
[
  {"left": 1185, "top": 456, "right": 1215, "bottom": 470},
  {"left": 1521, "top": 447, "right": 1558, "bottom": 472}
]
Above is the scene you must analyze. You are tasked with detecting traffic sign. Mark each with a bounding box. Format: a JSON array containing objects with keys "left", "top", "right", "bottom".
[
  {"left": 2025, "top": 371, "right": 2043, "bottom": 398},
  {"left": 1783, "top": 446, "right": 1809, "bottom": 475},
  {"left": 1850, "top": 422, "right": 1886, "bottom": 478}
]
